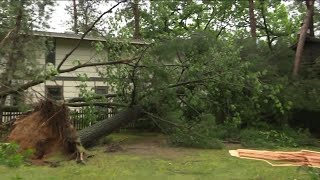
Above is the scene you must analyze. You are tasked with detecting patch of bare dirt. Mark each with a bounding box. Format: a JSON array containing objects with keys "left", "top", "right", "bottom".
[
  {"left": 224, "top": 143, "right": 243, "bottom": 150},
  {"left": 108, "top": 135, "right": 199, "bottom": 159}
]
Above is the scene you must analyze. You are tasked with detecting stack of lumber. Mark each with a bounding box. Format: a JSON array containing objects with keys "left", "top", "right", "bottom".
[{"left": 229, "top": 149, "right": 320, "bottom": 168}]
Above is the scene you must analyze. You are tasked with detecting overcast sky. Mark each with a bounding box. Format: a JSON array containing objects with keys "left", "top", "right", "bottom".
[
  {"left": 47, "top": 1, "right": 70, "bottom": 32},
  {"left": 47, "top": 1, "right": 118, "bottom": 33}
]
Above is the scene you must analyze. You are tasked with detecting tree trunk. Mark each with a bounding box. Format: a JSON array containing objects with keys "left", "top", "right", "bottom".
[
  {"left": 72, "top": 0, "right": 78, "bottom": 34},
  {"left": 0, "top": 1, "right": 24, "bottom": 106},
  {"left": 293, "top": 0, "right": 315, "bottom": 77},
  {"left": 306, "top": 0, "right": 314, "bottom": 37},
  {"left": 248, "top": 0, "right": 256, "bottom": 40},
  {"left": 79, "top": 106, "right": 143, "bottom": 147},
  {"left": 132, "top": 0, "right": 141, "bottom": 39}
]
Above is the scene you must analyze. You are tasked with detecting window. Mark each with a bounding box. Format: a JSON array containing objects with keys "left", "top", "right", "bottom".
[
  {"left": 45, "top": 38, "right": 56, "bottom": 65},
  {"left": 11, "top": 92, "right": 22, "bottom": 106},
  {"left": 46, "top": 86, "right": 63, "bottom": 100},
  {"left": 95, "top": 86, "right": 108, "bottom": 95}
]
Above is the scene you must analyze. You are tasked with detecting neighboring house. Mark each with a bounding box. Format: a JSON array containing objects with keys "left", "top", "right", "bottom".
[
  {"left": 6, "top": 31, "right": 146, "bottom": 106},
  {"left": 291, "top": 36, "right": 320, "bottom": 77}
]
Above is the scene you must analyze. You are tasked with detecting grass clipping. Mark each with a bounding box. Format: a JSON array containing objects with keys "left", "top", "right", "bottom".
[{"left": 7, "top": 100, "right": 84, "bottom": 162}]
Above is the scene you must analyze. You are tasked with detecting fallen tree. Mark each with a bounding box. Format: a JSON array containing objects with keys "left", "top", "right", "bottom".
[{"left": 79, "top": 105, "right": 143, "bottom": 147}]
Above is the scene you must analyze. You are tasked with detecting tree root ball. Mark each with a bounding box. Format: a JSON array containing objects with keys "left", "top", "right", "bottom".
[{"left": 7, "top": 100, "right": 82, "bottom": 160}]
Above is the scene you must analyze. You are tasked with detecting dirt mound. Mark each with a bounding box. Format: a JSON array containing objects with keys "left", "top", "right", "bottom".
[{"left": 7, "top": 100, "right": 81, "bottom": 160}]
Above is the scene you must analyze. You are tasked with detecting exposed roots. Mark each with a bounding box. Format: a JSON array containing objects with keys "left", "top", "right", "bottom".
[{"left": 7, "top": 99, "right": 85, "bottom": 163}]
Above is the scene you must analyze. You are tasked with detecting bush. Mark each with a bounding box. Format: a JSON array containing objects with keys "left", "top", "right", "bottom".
[
  {"left": 283, "top": 127, "right": 317, "bottom": 146},
  {"left": 240, "top": 128, "right": 316, "bottom": 148},
  {"left": 0, "top": 143, "right": 32, "bottom": 168},
  {"left": 166, "top": 113, "right": 224, "bottom": 149}
]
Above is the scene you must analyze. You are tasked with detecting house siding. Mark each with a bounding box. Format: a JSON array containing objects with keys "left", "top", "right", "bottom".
[
  {"left": 300, "top": 41, "right": 320, "bottom": 77},
  {"left": 25, "top": 37, "right": 109, "bottom": 104}
]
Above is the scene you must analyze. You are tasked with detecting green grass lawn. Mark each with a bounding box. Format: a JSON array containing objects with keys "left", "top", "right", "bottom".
[{"left": 0, "top": 133, "right": 318, "bottom": 180}]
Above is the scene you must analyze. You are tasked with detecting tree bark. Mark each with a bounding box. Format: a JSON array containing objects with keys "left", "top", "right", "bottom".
[
  {"left": 65, "top": 102, "right": 126, "bottom": 107},
  {"left": 0, "top": 1, "right": 24, "bottom": 107},
  {"left": 132, "top": 0, "right": 141, "bottom": 39},
  {"left": 306, "top": 0, "right": 314, "bottom": 37},
  {"left": 293, "top": 0, "right": 315, "bottom": 77},
  {"left": 72, "top": 0, "right": 78, "bottom": 34},
  {"left": 248, "top": 0, "right": 256, "bottom": 40},
  {"left": 79, "top": 105, "right": 143, "bottom": 147}
]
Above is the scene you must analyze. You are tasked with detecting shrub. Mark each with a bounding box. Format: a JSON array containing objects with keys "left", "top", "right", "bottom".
[
  {"left": 0, "top": 143, "right": 33, "bottom": 168},
  {"left": 240, "top": 128, "right": 315, "bottom": 148},
  {"left": 167, "top": 113, "right": 224, "bottom": 149}
]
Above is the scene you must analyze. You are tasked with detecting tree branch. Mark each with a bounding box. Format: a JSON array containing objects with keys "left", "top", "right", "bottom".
[
  {"left": 203, "top": 8, "right": 215, "bottom": 30},
  {"left": 139, "top": 77, "right": 212, "bottom": 101},
  {"left": 143, "top": 110, "right": 183, "bottom": 128},
  {"left": 0, "top": 79, "right": 44, "bottom": 97},
  {"left": 0, "top": 58, "right": 134, "bottom": 97},
  {"left": 64, "top": 102, "right": 127, "bottom": 107},
  {"left": 260, "top": 3, "right": 272, "bottom": 50},
  {"left": 56, "top": 0, "right": 127, "bottom": 70},
  {"left": 256, "top": 24, "right": 289, "bottom": 37},
  {"left": 58, "top": 58, "right": 137, "bottom": 74},
  {"left": 129, "top": 46, "right": 150, "bottom": 106},
  {"left": 0, "top": 29, "right": 14, "bottom": 49},
  {"left": 168, "top": 78, "right": 209, "bottom": 89},
  {"left": 66, "top": 94, "right": 119, "bottom": 103}
]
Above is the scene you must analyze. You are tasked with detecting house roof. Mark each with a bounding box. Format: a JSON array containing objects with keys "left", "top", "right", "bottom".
[
  {"left": 290, "top": 37, "right": 320, "bottom": 50},
  {"left": 32, "top": 31, "right": 149, "bottom": 45}
]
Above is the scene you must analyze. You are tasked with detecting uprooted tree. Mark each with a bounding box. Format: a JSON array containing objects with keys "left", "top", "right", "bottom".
[
  {"left": 1, "top": 0, "right": 320, "bottom": 161},
  {"left": 0, "top": 0, "right": 143, "bottom": 160},
  {"left": 6, "top": 99, "right": 143, "bottom": 161}
]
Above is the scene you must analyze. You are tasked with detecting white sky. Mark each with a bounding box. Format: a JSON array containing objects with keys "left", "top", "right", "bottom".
[
  {"left": 47, "top": 1, "right": 118, "bottom": 33},
  {"left": 47, "top": 1, "right": 70, "bottom": 32}
]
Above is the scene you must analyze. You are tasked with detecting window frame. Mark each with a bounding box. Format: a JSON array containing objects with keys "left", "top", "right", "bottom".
[
  {"left": 11, "top": 92, "right": 23, "bottom": 106},
  {"left": 45, "top": 85, "right": 63, "bottom": 100},
  {"left": 94, "top": 86, "right": 108, "bottom": 96},
  {"left": 45, "top": 37, "right": 56, "bottom": 66}
]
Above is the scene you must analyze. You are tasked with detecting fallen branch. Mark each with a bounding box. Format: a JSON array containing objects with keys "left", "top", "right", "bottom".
[
  {"left": 59, "top": 58, "right": 137, "bottom": 73},
  {"left": 64, "top": 102, "right": 127, "bottom": 107},
  {"left": 0, "top": 58, "right": 134, "bottom": 97},
  {"left": 0, "top": 79, "right": 44, "bottom": 97},
  {"left": 66, "top": 94, "right": 119, "bottom": 103},
  {"left": 0, "top": 29, "right": 14, "bottom": 49},
  {"left": 143, "top": 110, "right": 182, "bottom": 128}
]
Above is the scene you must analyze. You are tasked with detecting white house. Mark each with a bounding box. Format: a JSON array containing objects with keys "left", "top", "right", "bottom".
[{"left": 7, "top": 31, "right": 146, "bottom": 106}]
